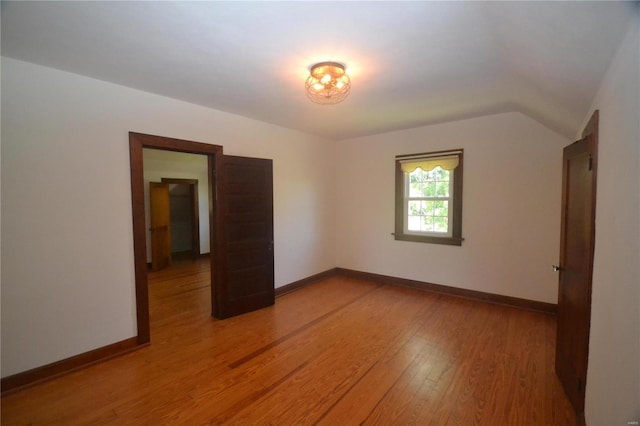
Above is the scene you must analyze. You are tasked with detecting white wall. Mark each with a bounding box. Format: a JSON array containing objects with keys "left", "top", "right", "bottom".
[
  {"left": 143, "top": 149, "right": 210, "bottom": 261},
  {"left": 1, "top": 57, "right": 337, "bottom": 377},
  {"left": 335, "top": 112, "right": 569, "bottom": 303},
  {"left": 582, "top": 10, "right": 640, "bottom": 425}
]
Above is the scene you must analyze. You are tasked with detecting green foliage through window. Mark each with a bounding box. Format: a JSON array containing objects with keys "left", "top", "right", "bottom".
[{"left": 406, "top": 167, "right": 451, "bottom": 234}]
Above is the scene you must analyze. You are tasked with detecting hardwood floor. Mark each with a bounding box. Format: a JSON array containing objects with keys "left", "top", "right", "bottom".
[{"left": 1, "top": 257, "right": 576, "bottom": 425}]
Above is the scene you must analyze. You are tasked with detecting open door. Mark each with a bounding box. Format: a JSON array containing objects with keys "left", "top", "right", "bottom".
[
  {"left": 214, "top": 155, "right": 274, "bottom": 319},
  {"left": 149, "top": 182, "right": 172, "bottom": 271},
  {"left": 555, "top": 110, "right": 598, "bottom": 424}
]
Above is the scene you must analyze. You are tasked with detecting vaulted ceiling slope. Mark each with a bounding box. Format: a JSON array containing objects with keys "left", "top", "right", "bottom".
[{"left": 2, "top": 1, "right": 635, "bottom": 140}]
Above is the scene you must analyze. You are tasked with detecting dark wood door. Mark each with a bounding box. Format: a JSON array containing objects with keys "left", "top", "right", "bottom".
[
  {"left": 149, "top": 182, "right": 172, "bottom": 271},
  {"left": 555, "top": 111, "right": 598, "bottom": 422},
  {"left": 215, "top": 155, "right": 274, "bottom": 319}
]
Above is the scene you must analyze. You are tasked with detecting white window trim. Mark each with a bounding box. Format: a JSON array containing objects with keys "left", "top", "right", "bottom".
[{"left": 402, "top": 169, "right": 454, "bottom": 237}]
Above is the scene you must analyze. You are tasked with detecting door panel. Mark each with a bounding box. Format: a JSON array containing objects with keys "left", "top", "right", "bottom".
[
  {"left": 150, "top": 182, "right": 172, "bottom": 271},
  {"left": 556, "top": 111, "right": 598, "bottom": 422},
  {"left": 215, "top": 155, "right": 274, "bottom": 318}
]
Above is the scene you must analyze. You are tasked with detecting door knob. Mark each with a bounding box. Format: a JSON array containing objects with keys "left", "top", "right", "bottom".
[{"left": 552, "top": 265, "right": 562, "bottom": 272}]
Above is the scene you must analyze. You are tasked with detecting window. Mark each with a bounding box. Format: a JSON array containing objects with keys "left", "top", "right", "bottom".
[{"left": 394, "top": 150, "right": 463, "bottom": 245}]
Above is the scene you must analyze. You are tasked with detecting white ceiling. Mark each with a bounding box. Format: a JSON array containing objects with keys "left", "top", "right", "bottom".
[{"left": 2, "top": 1, "right": 635, "bottom": 140}]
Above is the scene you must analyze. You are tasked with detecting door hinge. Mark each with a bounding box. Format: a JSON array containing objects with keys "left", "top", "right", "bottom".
[
  {"left": 588, "top": 155, "right": 593, "bottom": 171},
  {"left": 578, "top": 378, "right": 584, "bottom": 392}
]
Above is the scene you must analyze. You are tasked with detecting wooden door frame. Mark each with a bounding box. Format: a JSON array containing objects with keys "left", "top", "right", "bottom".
[
  {"left": 161, "top": 177, "right": 200, "bottom": 258},
  {"left": 129, "top": 132, "right": 224, "bottom": 344}
]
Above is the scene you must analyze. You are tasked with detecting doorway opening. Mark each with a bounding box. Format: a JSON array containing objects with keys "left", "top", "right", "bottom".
[
  {"left": 129, "top": 133, "right": 223, "bottom": 344},
  {"left": 145, "top": 150, "right": 205, "bottom": 273},
  {"left": 143, "top": 151, "right": 209, "bottom": 331}
]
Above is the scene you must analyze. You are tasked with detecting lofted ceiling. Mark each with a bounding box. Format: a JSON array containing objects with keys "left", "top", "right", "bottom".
[{"left": 1, "top": 1, "right": 635, "bottom": 140}]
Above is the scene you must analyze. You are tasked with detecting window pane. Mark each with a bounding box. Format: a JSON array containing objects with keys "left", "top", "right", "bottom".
[
  {"left": 432, "top": 167, "right": 449, "bottom": 181},
  {"left": 434, "top": 216, "right": 448, "bottom": 232},
  {"left": 409, "top": 170, "right": 421, "bottom": 184},
  {"left": 423, "top": 182, "right": 436, "bottom": 197},
  {"left": 424, "top": 200, "right": 434, "bottom": 215},
  {"left": 435, "top": 181, "right": 449, "bottom": 196},
  {"left": 409, "top": 182, "right": 422, "bottom": 197},
  {"left": 422, "top": 215, "right": 434, "bottom": 231},
  {"left": 408, "top": 215, "right": 421, "bottom": 231},
  {"left": 434, "top": 201, "right": 448, "bottom": 217},
  {"left": 408, "top": 200, "right": 421, "bottom": 215}
]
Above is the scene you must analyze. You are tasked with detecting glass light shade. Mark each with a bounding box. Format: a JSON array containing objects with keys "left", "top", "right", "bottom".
[{"left": 305, "top": 62, "right": 351, "bottom": 105}]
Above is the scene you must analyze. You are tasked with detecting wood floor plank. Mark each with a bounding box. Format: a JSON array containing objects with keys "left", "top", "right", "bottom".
[
  {"left": 224, "top": 287, "right": 435, "bottom": 425},
  {"left": 439, "top": 306, "right": 511, "bottom": 426},
  {"left": 0, "top": 257, "right": 576, "bottom": 425},
  {"left": 316, "top": 295, "right": 440, "bottom": 425},
  {"left": 400, "top": 300, "right": 494, "bottom": 426},
  {"left": 169, "top": 285, "right": 422, "bottom": 425}
]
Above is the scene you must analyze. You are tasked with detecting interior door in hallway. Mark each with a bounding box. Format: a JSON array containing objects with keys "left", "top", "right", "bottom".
[
  {"left": 555, "top": 110, "right": 598, "bottom": 423},
  {"left": 215, "top": 155, "right": 274, "bottom": 319},
  {"left": 149, "top": 181, "right": 172, "bottom": 271}
]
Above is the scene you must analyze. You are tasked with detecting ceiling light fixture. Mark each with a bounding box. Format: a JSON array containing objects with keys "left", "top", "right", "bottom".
[{"left": 305, "top": 62, "right": 351, "bottom": 105}]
